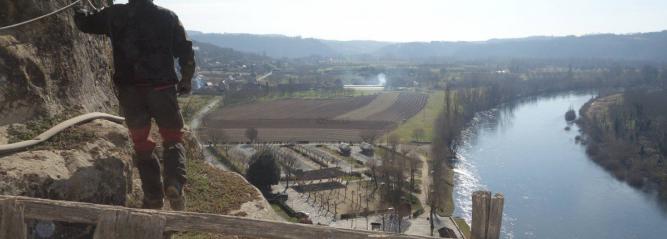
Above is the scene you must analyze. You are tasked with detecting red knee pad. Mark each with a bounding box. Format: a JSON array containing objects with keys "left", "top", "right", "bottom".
[
  {"left": 159, "top": 128, "right": 184, "bottom": 145},
  {"left": 129, "top": 127, "right": 156, "bottom": 153}
]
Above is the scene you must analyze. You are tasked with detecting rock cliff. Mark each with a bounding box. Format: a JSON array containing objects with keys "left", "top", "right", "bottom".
[{"left": 0, "top": 0, "right": 116, "bottom": 125}]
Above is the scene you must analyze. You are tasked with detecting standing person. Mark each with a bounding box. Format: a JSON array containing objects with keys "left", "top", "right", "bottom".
[{"left": 74, "top": 0, "right": 195, "bottom": 211}]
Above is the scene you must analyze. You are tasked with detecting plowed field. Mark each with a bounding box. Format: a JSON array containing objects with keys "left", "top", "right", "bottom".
[{"left": 201, "top": 92, "right": 428, "bottom": 143}]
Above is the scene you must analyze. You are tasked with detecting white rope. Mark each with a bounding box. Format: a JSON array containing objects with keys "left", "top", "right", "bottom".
[
  {"left": 0, "top": 112, "right": 125, "bottom": 155},
  {"left": 0, "top": 0, "right": 82, "bottom": 31},
  {"left": 86, "top": 0, "right": 101, "bottom": 11}
]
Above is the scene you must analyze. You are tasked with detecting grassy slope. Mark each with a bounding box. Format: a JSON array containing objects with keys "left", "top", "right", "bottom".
[
  {"left": 388, "top": 91, "right": 444, "bottom": 143},
  {"left": 173, "top": 136, "right": 261, "bottom": 239},
  {"left": 175, "top": 97, "right": 261, "bottom": 239}
]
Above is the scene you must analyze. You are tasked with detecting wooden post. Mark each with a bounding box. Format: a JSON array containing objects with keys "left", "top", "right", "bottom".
[
  {"left": 486, "top": 193, "right": 505, "bottom": 239},
  {"left": 471, "top": 191, "right": 491, "bottom": 239},
  {"left": 471, "top": 191, "right": 505, "bottom": 239},
  {"left": 93, "top": 210, "right": 166, "bottom": 239},
  {"left": 0, "top": 198, "right": 27, "bottom": 239}
]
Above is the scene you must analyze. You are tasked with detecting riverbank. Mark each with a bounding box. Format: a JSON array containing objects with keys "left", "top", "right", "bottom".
[
  {"left": 450, "top": 92, "right": 667, "bottom": 238},
  {"left": 578, "top": 91, "right": 667, "bottom": 199}
]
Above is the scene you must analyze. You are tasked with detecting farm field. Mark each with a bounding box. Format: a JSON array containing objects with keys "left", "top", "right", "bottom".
[
  {"left": 201, "top": 92, "right": 428, "bottom": 143},
  {"left": 335, "top": 92, "right": 400, "bottom": 120},
  {"left": 388, "top": 91, "right": 445, "bottom": 143},
  {"left": 210, "top": 95, "right": 376, "bottom": 120}
]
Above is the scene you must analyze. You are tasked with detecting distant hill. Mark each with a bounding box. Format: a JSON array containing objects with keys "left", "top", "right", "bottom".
[
  {"left": 189, "top": 31, "right": 336, "bottom": 58},
  {"left": 320, "top": 40, "right": 392, "bottom": 55},
  {"left": 376, "top": 31, "right": 667, "bottom": 62},
  {"left": 193, "top": 40, "right": 271, "bottom": 66},
  {"left": 188, "top": 30, "right": 667, "bottom": 62}
]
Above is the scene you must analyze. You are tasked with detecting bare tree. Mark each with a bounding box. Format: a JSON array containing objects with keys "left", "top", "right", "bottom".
[
  {"left": 283, "top": 155, "right": 297, "bottom": 192},
  {"left": 408, "top": 153, "right": 419, "bottom": 192},
  {"left": 367, "top": 158, "right": 379, "bottom": 189},
  {"left": 245, "top": 127, "right": 259, "bottom": 143},
  {"left": 360, "top": 130, "right": 381, "bottom": 143}
]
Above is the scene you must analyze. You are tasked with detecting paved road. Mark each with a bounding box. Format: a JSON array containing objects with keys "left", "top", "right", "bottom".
[
  {"left": 256, "top": 71, "right": 273, "bottom": 85},
  {"left": 189, "top": 97, "right": 229, "bottom": 171}
]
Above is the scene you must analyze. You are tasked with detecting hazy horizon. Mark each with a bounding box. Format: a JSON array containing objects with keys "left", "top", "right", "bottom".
[
  {"left": 112, "top": 0, "right": 667, "bottom": 42},
  {"left": 186, "top": 29, "right": 667, "bottom": 43}
]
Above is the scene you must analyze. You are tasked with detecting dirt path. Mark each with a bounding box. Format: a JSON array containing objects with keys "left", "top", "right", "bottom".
[
  {"left": 404, "top": 152, "right": 464, "bottom": 238},
  {"left": 417, "top": 154, "right": 431, "bottom": 205},
  {"left": 189, "top": 97, "right": 229, "bottom": 171},
  {"left": 255, "top": 71, "right": 273, "bottom": 85}
]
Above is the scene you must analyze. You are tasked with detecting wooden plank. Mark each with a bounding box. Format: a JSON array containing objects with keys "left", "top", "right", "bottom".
[
  {"left": 93, "top": 210, "right": 166, "bottom": 239},
  {"left": 0, "top": 198, "right": 27, "bottom": 239},
  {"left": 485, "top": 193, "right": 504, "bottom": 239},
  {"left": 470, "top": 191, "right": 490, "bottom": 239},
  {"left": 0, "top": 195, "right": 440, "bottom": 239}
]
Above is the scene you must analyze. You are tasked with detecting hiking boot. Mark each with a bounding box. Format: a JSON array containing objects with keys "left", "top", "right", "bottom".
[
  {"left": 165, "top": 183, "right": 186, "bottom": 211},
  {"left": 142, "top": 196, "right": 164, "bottom": 209}
]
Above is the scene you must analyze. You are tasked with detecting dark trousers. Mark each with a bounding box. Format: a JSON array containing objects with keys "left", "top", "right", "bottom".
[{"left": 118, "top": 85, "right": 187, "bottom": 199}]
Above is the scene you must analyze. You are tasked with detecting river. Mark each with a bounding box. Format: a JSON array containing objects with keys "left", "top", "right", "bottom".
[{"left": 453, "top": 92, "right": 667, "bottom": 239}]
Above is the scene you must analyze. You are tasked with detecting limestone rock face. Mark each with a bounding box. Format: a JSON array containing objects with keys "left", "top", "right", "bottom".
[
  {"left": 0, "top": 0, "right": 117, "bottom": 125},
  {"left": 0, "top": 120, "right": 134, "bottom": 205}
]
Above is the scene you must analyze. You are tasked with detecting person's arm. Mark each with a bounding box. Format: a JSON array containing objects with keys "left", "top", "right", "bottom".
[
  {"left": 74, "top": 7, "right": 111, "bottom": 35},
  {"left": 173, "top": 15, "right": 196, "bottom": 95}
]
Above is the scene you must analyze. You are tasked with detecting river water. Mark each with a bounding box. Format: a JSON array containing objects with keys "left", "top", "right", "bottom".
[{"left": 453, "top": 92, "right": 667, "bottom": 239}]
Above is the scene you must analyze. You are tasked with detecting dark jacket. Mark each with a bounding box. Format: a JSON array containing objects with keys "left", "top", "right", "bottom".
[{"left": 74, "top": 1, "right": 195, "bottom": 86}]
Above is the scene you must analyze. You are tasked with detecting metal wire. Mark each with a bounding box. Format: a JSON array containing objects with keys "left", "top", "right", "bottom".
[{"left": 0, "top": 0, "right": 82, "bottom": 31}]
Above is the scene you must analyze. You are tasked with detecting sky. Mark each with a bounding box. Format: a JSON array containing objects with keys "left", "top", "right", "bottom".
[{"left": 115, "top": 0, "right": 667, "bottom": 42}]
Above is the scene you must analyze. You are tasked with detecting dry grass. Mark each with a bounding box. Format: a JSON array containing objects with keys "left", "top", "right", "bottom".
[
  {"left": 388, "top": 91, "right": 443, "bottom": 143},
  {"left": 173, "top": 136, "right": 261, "bottom": 239}
]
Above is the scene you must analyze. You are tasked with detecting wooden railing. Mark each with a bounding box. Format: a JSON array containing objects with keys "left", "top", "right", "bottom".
[{"left": 0, "top": 195, "right": 440, "bottom": 239}]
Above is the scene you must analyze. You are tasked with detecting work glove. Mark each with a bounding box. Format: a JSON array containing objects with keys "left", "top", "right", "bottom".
[
  {"left": 74, "top": 6, "right": 87, "bottom": 19},
  {"left": 177, "top": 79, "right": 192, "bottom": 96}
]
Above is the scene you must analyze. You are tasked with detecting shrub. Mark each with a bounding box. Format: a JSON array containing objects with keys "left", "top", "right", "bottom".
[{"left": 245, "top": 149, "right": 281, "bottom": 193}]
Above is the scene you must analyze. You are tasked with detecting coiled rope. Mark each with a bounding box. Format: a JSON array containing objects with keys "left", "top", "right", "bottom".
[{"left": 0, "top": 0, "right": 103, "bottom": 31}]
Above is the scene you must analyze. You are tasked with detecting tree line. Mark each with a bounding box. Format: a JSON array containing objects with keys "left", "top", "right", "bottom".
[
  {"left": 428, "top": 63, "right": 667, "bottom": 220},
  {"left": 578, "top": 89, "right": 667, "bottom": 199}
]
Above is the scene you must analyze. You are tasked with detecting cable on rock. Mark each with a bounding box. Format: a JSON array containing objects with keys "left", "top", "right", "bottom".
[{"left": 0, "top": 0, "right": 82, "bottom": 31}]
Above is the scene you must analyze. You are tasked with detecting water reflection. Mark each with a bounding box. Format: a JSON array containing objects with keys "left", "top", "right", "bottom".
[{"left": 452, "top": 92, "right": 667, "bottom": 239}]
